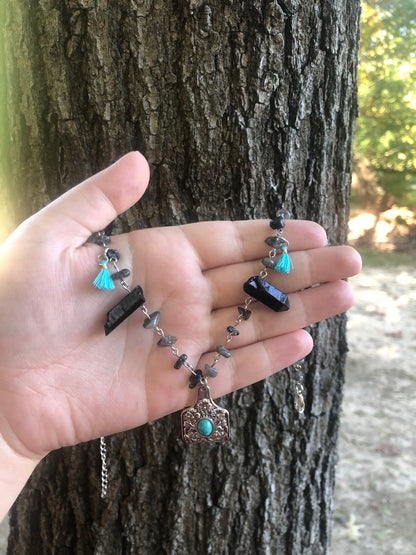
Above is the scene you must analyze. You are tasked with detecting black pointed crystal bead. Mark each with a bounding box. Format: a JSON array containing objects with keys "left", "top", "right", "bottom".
[
  {"left": 174, "top": 354, "right": 188, "bottom": 369},
  {"left": 243, "top": 276, "right": 289, "bottom": 312},
  {"left": 157, "top": 335, "right": 178, "bottom": 347},
  {"left": 238, "top": 307, "right": 251, "bottom": 320},
  {"left": 104, "top": 285, "right": 145, "bottom": 335},
  {"left": 269, "top": 215, "right": 285, "bottom": 230},
  {"left": 111, "top": 269, "right": 131, "bottom": 281},
  {"left": 226, "top": 326, "right": 239, "bottom": 336},
  {"left": 189, "top": 369, "right": 203, "bottom": 389}
]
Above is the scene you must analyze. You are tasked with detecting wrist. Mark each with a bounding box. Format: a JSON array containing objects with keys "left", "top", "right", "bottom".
[{"left": 0, "top": 432, "right": 42, "bottom": 521}]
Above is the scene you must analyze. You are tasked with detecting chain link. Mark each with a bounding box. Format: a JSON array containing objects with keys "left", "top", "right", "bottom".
[
  {"left": 140, "top": 304, "right": 150, "bottom": 318},
  {"left": 100, "top": 436, "right": 108, "bottom": 499},
  {"left": 182, "top": 359, "right": 197, "bottom": 375},
  {"left": 293, "top": 360, "right": 305, "bottom": 414}
]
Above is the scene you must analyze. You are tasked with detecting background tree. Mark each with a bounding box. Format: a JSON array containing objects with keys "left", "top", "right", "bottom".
[
  {"left": 0, "top": 0, "right": 360, "bottom": 553},
  {"left": 355, "top": 0, "right": 416, "bottom": 208}
]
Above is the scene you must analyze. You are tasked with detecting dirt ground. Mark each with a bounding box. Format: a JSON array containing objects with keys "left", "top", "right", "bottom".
[
  {"left": 1, "top": 265, "right": 415, "bottom": 554},
  {"left": 332, "top": 265, "right": 416, "bottom": 554}
]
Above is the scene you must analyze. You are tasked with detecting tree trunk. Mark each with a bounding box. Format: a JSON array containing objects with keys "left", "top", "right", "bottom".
[{"left": 1, "top": 1, "right": 360, "bottom": 553}]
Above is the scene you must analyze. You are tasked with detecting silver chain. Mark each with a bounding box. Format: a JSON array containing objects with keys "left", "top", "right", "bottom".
[
  {"left": 98, "top": 213, "right": 301, "bottom": 498},
  {"left": 293, "top": 360, "right": 305, "bottom": 414},
  {"left": 100, "top": 436, "right": 109, "bottom": 498}
]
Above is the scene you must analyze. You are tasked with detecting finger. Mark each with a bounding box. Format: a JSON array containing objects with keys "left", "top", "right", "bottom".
[
  {"left": 191, "top": 329, "right": 313, "bottom": 402},
  {"left": 27, "top": 152, "right": 150, "bottom": 245},
  {"left": 208, "top": 280, "right": 354, "bottom": 351},
  {"left": 207, "top": 245, "right": 362, "bottom": 309},
  {"left": 179, "top": 219, "right": 327, "bottom": 270}
]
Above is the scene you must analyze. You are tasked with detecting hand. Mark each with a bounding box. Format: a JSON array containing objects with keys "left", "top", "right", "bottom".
[{"left": 0, "top": 152, "right": 361, "bottom": 462}]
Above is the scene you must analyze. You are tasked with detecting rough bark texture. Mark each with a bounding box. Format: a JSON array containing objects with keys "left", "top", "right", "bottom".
[{"left": 1, "top": 0, "right": 360, "bottom": 553}]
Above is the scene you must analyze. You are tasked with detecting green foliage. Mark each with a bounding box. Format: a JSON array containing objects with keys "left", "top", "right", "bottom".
[
  {"left": 357, "top": 247, "right": 416, "bottom": 267},
  {"left": 355, "top": 0, "right": 416, "bottom": 207}
]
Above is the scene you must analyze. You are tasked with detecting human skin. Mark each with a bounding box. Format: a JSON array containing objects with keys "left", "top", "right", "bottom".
[{"left": 0, "top": 152, "right": 362, "bottom": 519}]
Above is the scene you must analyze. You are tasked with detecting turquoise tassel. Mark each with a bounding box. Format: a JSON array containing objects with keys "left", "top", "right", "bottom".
[
  {"left": 93, "top": 263, "right": 115, "bottom": 290},
  {"left": 274, "top": 246, "right": 294, "bottom": 274}
]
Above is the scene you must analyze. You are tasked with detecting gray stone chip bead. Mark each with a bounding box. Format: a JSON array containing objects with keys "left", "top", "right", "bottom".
[
  {"left": 143, "top": 311, "right": 161, "bottom": 329},
  {"left": 204, "top": 364, "right": 218, "bottom": 378},
  {"left": 262, "top": 257, "right": 276, "bottom": 269},
  {"left": 216, "top": 345, "right": 231, "bottom": 358},
  {"left": 157, "top": 335, "right": 178, "bottom": 347}
]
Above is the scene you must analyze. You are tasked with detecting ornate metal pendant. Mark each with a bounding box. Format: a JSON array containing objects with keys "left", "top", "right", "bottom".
[{"left": 181, "top": 383, "right": 230, "bottom": 443}]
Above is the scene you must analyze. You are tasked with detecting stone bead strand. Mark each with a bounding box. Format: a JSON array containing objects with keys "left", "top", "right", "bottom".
[
  {"left": 139, "top": 304, "right": 198, "bottom": 376},
  {"left": 103, "top": 245, "right": 200, "bottom": 378},
  {"left": 191, "top": 297, "right": 254, "bottom": 388},
  {"left": 189, "top": 209, "right": 292, "bottom": 388},
  {"left": 261, "top": 209, "right": 291, "bottom": 278},
  {"left": 95, "top": 209, "right": 292, "bottom": 389}
]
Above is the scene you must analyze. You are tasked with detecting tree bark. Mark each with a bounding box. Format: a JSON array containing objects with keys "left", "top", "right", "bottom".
[{"left": 1, "top": 0, "right": 360, "bottom": 553}]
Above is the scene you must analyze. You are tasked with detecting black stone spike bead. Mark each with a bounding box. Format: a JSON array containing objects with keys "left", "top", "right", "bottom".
[
  {"left": 106, "top": 248, "right": 120, "bottom": 262},
  {"left": 269, "top": 215, "right": 285, "bottom": 230},
  {"left": 189, "top": 369, "right": 203, "bottom": 389},
  {"left": 226, "top": 326, "right": 239, "bottom": 336},
  {"left": 174, "top": 354, "right": 188, "bottom": 369},
  {"left": 104, "top": 285, "right": 145, "bottom": 335},
  {"left": 111, "top": 269, "right": 131, "bottom": 281},
  {"left": 243, "top": 276, "right": 289, "bottom": 312}
]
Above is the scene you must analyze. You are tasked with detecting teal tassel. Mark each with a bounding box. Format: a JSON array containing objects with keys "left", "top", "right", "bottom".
[
  {"left": 274, "top": 246, "right": 294, "bottom": 274},
  {"left": 93, "top": 263, "right": 115, "bottom": 290}
]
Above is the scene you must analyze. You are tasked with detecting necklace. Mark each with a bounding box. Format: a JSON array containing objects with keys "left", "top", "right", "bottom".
[{"left": 89, "top": 210, "right": 305, "bottom": 498}]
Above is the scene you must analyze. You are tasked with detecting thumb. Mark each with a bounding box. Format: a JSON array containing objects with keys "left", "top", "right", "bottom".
[{"left": 28, "top": 151, "right": 150, "bottom": 244}]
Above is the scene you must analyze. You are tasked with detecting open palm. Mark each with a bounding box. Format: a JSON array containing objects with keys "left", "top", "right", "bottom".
[{"left": 0, "top": 152, "right": 361, "bottom": 460}]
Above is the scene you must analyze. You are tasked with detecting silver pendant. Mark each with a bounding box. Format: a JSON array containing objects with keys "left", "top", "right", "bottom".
[{"left": 181, "top": 383, "right": 230, "bottom": 443}]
